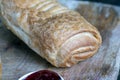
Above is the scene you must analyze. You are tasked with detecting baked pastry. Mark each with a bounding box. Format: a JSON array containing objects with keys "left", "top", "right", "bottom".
[{"left": 0, "top": 0, "right": 102, "bottom": 67}]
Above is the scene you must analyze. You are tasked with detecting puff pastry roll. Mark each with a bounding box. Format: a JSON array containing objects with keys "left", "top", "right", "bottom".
[{"left": 0, "top": 0, "right": 102, "bottom": 67}]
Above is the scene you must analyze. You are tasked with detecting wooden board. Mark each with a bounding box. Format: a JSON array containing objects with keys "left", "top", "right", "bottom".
[
  {"left": 0, "top": 53, "right": 1, "bottom": 80},
  {"left": 1, "top": 1, "right": 120, "bottom": 80}
]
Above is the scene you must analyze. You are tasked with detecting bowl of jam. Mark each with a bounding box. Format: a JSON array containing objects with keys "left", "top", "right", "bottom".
[{"left": 19, "top": 70, "right": 64, "bottom": 80}]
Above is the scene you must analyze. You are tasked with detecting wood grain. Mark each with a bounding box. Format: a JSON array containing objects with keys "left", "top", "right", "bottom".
[
  {"left": 1, "top": 1, "right": 120, "bottom": 80},
  {"left": 0, "top": 57, "right": 1, "bottom": 80},
  {"left": 0, "top": 19, "right": 2, "bottom": 80}
]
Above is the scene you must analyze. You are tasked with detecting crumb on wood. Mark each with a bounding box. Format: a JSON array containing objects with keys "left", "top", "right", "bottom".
[{"left": 101, "top": 64, "right": 111, "bottom": 76}]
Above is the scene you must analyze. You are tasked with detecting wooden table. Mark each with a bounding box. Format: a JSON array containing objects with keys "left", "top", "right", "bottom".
[
  {"left": 0, "top": 55, "right": 1, "bottom": 80},
  {"left": 1, "top": 1, "right": 120, "bottom": 80}
]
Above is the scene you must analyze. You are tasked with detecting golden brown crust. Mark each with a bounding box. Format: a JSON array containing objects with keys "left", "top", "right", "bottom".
[
  {"left": 28, "top": 11, "right": 101, "bottom": 67},
  {"left": 0, "top": 0, "right": 102, "bottom": 67},
  {"left": 14, "top": 0, "right": 40, "bottom": 8}
]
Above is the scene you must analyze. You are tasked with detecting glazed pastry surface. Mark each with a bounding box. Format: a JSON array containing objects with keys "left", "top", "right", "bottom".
[{"left": 0, "top": 0, "right": 102, "bottom": 67}]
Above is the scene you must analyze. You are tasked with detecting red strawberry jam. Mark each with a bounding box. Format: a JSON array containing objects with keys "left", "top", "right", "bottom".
[{"left": 25, "top": 70, "right": 62, "bottom": 80}]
